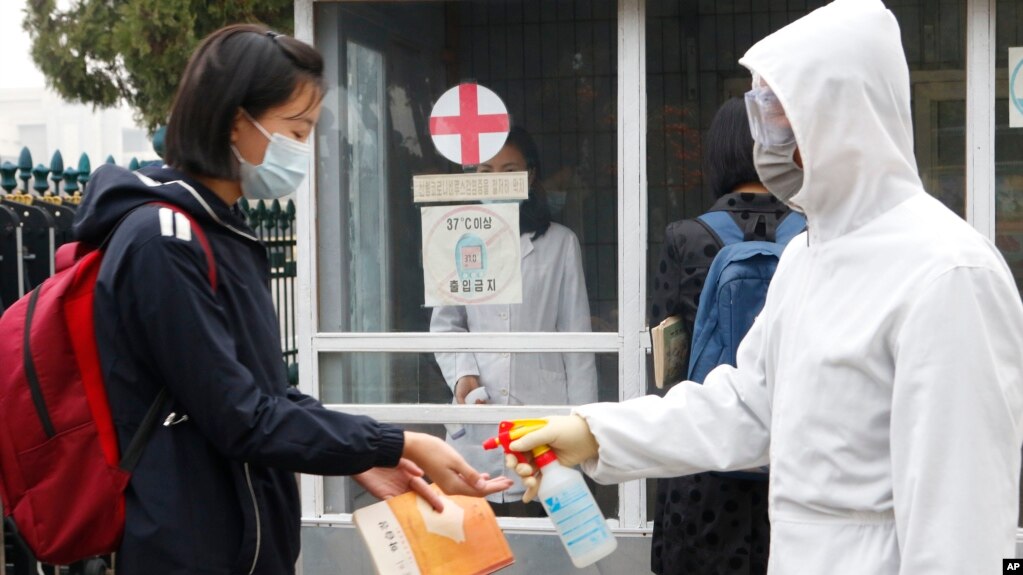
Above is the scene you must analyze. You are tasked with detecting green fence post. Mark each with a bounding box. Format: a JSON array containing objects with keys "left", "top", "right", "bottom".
[
  {"left": 64, "top": 167, "right": 80, "bottom": 205},
  {"left": 253, "top": 199, "right": 268, "bottom": 230},
  {"left": 78, "top": 153, "right": 92, "bottom": 192},
  {"left": 64, "top": 167, "right": 79, "bottom": 193},
  {"left": 0, "top": 162, "right": 16, "bottom": 194},
  {"left": 18, "top": 147, "right": 32, "bottom": 192},
  {"left": 268, "top": 199, "right": 281, "bottom": 231},
  {"left": 32, "top": 163, "right": 50, "bottom": 195},
  {"left": 49, "top": 150, "right": 63, "bottom": 197}
]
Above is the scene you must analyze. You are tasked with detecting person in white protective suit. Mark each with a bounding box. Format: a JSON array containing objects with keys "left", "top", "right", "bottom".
[{"left": 507, "top": 0, "right": 1023, "bottom": 572}]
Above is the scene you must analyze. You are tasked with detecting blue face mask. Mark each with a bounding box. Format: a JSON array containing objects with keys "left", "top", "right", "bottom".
[{"left": 231, "top": 111, "right": 310, "bottom": 200}]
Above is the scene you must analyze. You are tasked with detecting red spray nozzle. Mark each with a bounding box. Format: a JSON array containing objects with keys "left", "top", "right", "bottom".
[{"left": 482, "top": 419, "right": 547, "bottom": 465}]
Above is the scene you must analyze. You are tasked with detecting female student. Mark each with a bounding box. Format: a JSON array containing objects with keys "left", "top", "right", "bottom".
[{"left": 73, "top": 24, "right": 510, "bottom": 574}]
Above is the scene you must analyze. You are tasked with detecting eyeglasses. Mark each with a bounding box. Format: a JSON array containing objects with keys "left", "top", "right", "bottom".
[{"left": 744, "top": 85, "right": 795, "bottom": 148}]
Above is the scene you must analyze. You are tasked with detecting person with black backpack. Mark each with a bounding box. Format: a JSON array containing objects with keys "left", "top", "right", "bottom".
[
  {"left": 503, "top": 1, "right": 1023, "bottom": 573},
  {"left": 57, "top": 24, "right": 511, "bottom": 574},
  {"left": 649, "top": 97, "right": 800, "bottom": 575}
]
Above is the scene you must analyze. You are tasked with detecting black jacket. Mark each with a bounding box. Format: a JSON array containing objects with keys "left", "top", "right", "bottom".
[{"left": 74, "top": 165, "right": 405, "bottom": 574}]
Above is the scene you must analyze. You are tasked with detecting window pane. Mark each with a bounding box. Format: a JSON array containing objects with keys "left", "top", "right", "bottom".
[
  {"left": 321, "top": 423, "right": 618, "bottom": 519},
  {"left": 645, "top": 1, "right": 967, "bottom": 331},
  {"left": 993, "top": 0, "right": 1023, "bottom": 526},
  {"left": 645, "top": 0, "right": 968, "bottom": 320},
  {"left": 318, "top": 352, "right": 618, "bottom": 405},
  {"left": 315, "top": 1, "right": 618, "bottom": 334}
]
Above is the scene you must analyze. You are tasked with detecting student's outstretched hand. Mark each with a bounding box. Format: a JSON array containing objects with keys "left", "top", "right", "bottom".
[
  {"left": 504, "top": 415, "right": 599, "bottom": 503},
  {"left": 354, "top": 458, "right": 446, "bottom": 512},
  {"left": 402, "top": 432, "right": 514, "bottom": 498}
]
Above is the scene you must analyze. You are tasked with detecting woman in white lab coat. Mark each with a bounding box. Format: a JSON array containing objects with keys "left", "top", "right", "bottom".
[{"left": 430, "top": 127, "right": 597, "bottom": 506}]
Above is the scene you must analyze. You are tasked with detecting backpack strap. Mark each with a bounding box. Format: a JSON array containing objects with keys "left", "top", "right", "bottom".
[
  {"left": 700, "top": 209, "right": 807, "bottom": 247},
  {"left": 119, "top": 388, "right": 170, "bottom": 472},
  {"left": 775, "top": 212, "right": 807, "bottom": 246},
  {"left": 23, "top": 287, "right": 55, "bottom": 438},
  {"left": 696, "top": 211, "right": 744, "bottom": 247}
]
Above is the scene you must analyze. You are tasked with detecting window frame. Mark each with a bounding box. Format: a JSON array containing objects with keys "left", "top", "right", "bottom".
[{"left": 295, "top": 0, "right": 649, "bottom": 531}]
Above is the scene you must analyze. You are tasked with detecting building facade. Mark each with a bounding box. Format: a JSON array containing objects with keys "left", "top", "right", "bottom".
[{"left": 0, "top": 88, "right": 157, "bottom": 169}]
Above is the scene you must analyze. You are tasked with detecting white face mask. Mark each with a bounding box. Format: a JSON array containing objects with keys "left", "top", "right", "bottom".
[
  {"left": 231, "top": 111, "right": 310, "bottom": 200},
  {"left": 754, "top": 141, "right": 804, "bottom": 211}
]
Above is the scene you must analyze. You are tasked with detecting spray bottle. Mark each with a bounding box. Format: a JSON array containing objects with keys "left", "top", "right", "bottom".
[{"left": 483, "top": 419, "right": 617, "bottom": 568}]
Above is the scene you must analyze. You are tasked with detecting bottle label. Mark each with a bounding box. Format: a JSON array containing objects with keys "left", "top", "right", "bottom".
[{"left": 542, "top": 482, "right": 613, "bottom": 557}]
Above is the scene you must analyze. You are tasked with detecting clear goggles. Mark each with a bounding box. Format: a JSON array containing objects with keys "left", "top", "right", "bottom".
[{"left": 744, "top": 82, "right": 795, "bottom": 148}]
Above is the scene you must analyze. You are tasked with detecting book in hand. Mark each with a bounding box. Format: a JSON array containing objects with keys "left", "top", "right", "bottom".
[
  {"left": 652, "top": 315, "right": 687, "bottom": 389},
  {"left": 353, "top": 485, "right": 514, "bottom": 575}
]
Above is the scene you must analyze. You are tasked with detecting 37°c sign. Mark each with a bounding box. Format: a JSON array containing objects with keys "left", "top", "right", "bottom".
[{"left": 421, "top": 203, "right": 522, "bottom": 307}]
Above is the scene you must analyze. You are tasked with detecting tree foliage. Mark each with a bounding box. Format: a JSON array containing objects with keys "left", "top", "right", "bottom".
[{"left": 24, "top": 0, "right": 294, "bottom": 133}]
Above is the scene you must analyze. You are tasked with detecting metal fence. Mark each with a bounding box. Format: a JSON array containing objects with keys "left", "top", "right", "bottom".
[
  {"left": 0, "top": 146, "right": 299, "bottom": 381},
  {"left": 238, "top": 196, "right": 300, "bottom": 385},
  {"left": 0, "top": 146, "right": 299, "bottom": 573}
]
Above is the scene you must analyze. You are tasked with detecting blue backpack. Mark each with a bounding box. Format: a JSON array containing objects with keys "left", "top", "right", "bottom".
[
  {"left": 686, "top": 210, "right": 805, "bottom": 479},
  {"left": 687, "top": 210, "right": 805, "bottom": 382}
]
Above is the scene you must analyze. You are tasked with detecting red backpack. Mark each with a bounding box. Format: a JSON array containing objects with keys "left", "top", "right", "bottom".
[{"left": 0, "top": 202, "right": 215, "bottom": 564}]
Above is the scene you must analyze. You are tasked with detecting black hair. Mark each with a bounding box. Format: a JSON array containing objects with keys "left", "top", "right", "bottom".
[
  {"left": 165, "top": 24, "right": 325, "bottom": 179},
  {"left": 703, "top": 97, "right": 761, "bottom": 198},
  {"left": 503, "top": 126, "right": 552, "bottom": 240}
]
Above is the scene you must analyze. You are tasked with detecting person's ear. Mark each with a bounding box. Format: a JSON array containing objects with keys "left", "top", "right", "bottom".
[
  {"left": 230, "top": 109, "right": 245, "bottom": 145},
  {"left": 794, "top": 146, "right": 803, "bottom": 169}
]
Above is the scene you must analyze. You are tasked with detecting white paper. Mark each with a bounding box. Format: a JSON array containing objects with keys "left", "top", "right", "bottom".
[
  {"left": 413, "top": 172, "right": 528, "bottom": 203},
  {"left": 416, "top": 494, "right": 466, "bottom": 543}
]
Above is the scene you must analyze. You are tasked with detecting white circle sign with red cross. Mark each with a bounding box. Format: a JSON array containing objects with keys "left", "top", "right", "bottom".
[{"left": 429, "top": 83, "right": 510, "bottom": 167}]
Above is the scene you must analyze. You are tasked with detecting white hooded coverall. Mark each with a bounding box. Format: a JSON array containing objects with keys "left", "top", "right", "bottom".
[{"left": 574, "top": 1, "right": 1023, "bottom": 573}]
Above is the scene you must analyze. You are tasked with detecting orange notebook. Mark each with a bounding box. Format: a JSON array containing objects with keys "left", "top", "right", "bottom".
[{"left": 353, "top": 486, "right": 514, "bottom": 575}]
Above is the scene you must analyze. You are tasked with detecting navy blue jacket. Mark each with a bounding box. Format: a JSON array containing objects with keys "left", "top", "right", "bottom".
[{"left": 74, "top": 165, "right": 405, "bottom": 574}]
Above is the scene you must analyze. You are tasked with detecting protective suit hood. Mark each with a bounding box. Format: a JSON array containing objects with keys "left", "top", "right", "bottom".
[{"left": 739, "top": 0, "right": 923, "bottom": 243}]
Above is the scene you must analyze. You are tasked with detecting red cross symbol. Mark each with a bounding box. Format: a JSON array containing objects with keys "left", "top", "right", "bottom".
[{"left": 429, "top": 83, "right": 510, "bottom": 165}]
